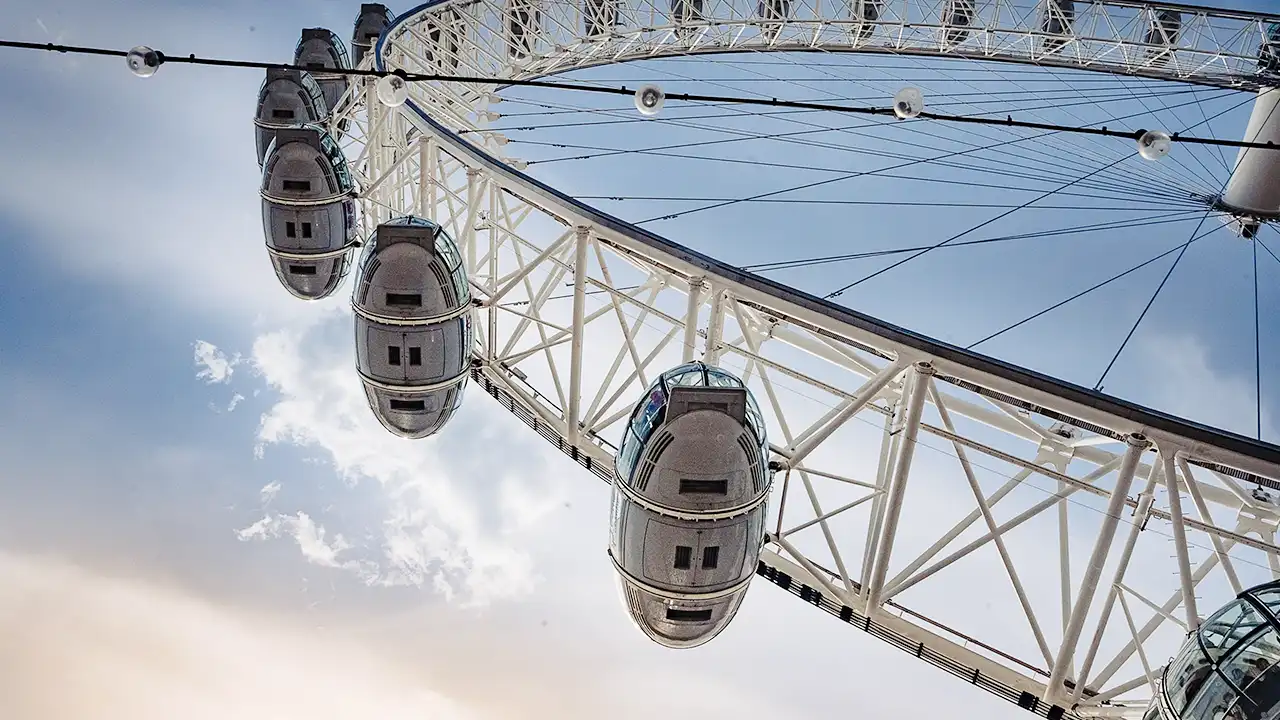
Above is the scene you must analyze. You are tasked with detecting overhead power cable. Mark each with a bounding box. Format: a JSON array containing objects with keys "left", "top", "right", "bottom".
[{"left": 2, "top": 38, "right": 1277, "bottom": 152}]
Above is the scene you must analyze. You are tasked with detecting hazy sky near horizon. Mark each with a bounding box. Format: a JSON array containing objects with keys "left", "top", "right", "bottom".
[{"left": 1, "top": 0, "right": 1279, "bottom": 718}]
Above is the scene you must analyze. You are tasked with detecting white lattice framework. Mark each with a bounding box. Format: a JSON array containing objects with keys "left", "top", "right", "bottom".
[
  {"left": 318, "top": 1, "right": 1280, "bottom": 718},
  {"left": 377, "top": 0, "right": 1280, "bottom": 93}
]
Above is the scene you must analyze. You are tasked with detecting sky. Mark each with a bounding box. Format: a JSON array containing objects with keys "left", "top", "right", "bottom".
[{"left": 0, "top": 0, "right": 1278, "bottom": 718}]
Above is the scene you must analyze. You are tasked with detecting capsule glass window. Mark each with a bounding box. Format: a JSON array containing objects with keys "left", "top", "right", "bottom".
[
  {"left": 319, "top": 131, "right": 356, "bottom": 193},
  {"left": 616, "top": 426, "right": 644, "bottom": 480},
  {"left": 1202, "top": 600, "right": 1266, "bottom": 660},
  {"left": 632, "top": 386, "right": 667, "bottom": 443}
]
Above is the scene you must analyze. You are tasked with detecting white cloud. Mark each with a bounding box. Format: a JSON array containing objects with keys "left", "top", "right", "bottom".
[
  {"left": 193, "top": 341, "right": 241, "bottom": 385},
  {"left": 237, "top": 512, "right": 377, "bottom": 582},
  {"left": 227, "top": 393, "right": 245, "bottom": 412},
  {"left": 235, "top": 311, "right": 570, "bottom": 607},
  {"left": 258, "top": 480, "right": 281, "bottom": 505},
  {"left": 1138, "top": 333, "right": 1277, "bottom": 440}
]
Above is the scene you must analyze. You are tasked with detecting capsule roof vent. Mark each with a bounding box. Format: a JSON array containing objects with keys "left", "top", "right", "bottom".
[{"left": 667, "top": 386, "right": 747, "bottom": 424}]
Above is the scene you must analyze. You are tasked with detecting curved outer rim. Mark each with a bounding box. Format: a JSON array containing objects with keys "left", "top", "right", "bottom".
[
  {"left": 374, "top": 4, "right": 1280, "bottom": 480},
  {"left": 403, "top": 0, "right": 1280, "bottom": 93}
]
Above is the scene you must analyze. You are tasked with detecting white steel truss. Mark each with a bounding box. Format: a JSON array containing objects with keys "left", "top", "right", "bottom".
[
  {"left": 323, "top": 2, "right": 1280, "bottom": 718},
  {"left": 378, "top": 0, "right": 1280, "bottom": 95}
]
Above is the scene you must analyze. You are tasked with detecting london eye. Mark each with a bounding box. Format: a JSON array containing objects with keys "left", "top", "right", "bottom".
[{"left": 7, "top": 0, "right": 1280, "bottom": 717}]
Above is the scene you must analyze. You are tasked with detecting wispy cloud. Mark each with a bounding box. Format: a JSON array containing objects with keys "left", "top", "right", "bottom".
[
  {"left": 259, "top": 480, "right": 281, "bottom": 505},
  {"left": 230, "top": 312, "right": 569, "bottom": 607},
  {"left": 1138, "top": 333, "right": 1277, "bottom": 441},
  {"left": 238, "top": 511, "right": 377, "bottom": 580},
  {"left": 193, "top": 340, "right": 241, "bottom": 385}
]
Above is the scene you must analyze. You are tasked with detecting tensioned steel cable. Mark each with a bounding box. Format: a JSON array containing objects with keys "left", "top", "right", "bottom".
[
  {"left": 854, "top": 48, "right": 1221, "bottom": 204},
  {"left": 579, "top": 197, "right": 1190, "bottom": 211},
  {"left": 517, "top": 89, "right": 1241, "bottom": 207},
  {"left": 825, "top": 153, "right": 1135, "bottom": 298},
  {"left": 598, "top": 35, "right": 1215, "bottom": 200},
  {"left": 966, "top": 222, "right": 1227, "bottom": 350},
  {"left": 2, "top": 39, "right": 1276, "bottom": 152},
  {"left": 583, "top": 46, "right": 1226, "bottom": 202},
  {"left": 501, "top": 86, "right": 1237, "bottom": 201},
  {"left": 1263, "top": 231, "right": 1280, "bottom": 267},
  {"left": 623, "top": 126, "right": 1106, "bottom": 228},
  {"left": 523, "top": 130, "right": 1201, "bottom": 208},
  {"left": 740, "top": 211, "right": 1207, "bottom": 273},
  {"left": 503, "top": 212, "right": 1208, "bottom": 305},
  {"left": 1092, "top": 209, "right": 1215, "bottom": 390},
  {"left": 1255, "top": 238, "right": 1263, "bottom": 441}
]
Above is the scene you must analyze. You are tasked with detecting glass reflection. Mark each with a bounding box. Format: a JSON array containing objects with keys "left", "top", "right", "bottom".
[
  {"left": 1151, "top": 582, "right": 1280, "bottom": 720},
  {"left": 614, "top": 362, "right": 768, "bottom": 483}
]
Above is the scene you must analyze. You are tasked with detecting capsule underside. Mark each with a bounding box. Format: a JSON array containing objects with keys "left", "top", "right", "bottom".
[
  {"left": 354, "top": 219, "right": 472, "bottom": 439},
  {"left": 611, "top": 370, "right": 770, "bottom": 649},
  {"left": 260, "top": 128, "right": 356, "bottom": 300}
]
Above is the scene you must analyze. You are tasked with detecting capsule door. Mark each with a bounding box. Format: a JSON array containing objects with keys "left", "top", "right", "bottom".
[
  {"left": 266, "top": 205, "right": 338, "bottom": 252},
  {"left": 364, "top": 326, "right": 413, "bottom": 383},
  {"left": 403, "top": 326, "right": 451, "bottom": 383},
  {"left": 639, "top": 515, "right": 702, "bottom": 588}
]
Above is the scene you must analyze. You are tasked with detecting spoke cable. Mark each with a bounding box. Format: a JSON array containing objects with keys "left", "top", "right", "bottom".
[
  {"left": 966, "top": 222, "right": 1226, "bottom": 351},
  {"left": 2, "top": 38, "right": 1276, "bottom": 152},
  {"left": 512, "top": 90, "right": 1238, "bottom": 204},
  {"left": 743, "top": 211, "right": 1206, "bottom": 273},
  {"left": 824, "top": 154, "right": 1135, "bottom": 298},
  {"left": 1255, "top": 238, "right": 1264, "bottom": 441},
  {"left": 1093, "top": 210, "right": 1215, "bottom": 390}
]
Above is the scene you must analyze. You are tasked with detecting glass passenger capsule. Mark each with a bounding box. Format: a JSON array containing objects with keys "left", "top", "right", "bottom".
[
  {"left": 1145, "top": 9, "right": 1181, "bottom": 65},
  {"left": 1148, "top": 581, "right": 1280, "bottom": 720},
  {"left": 756, "top": 0, "right": 789, "bottom": 42},
  {"left": 259, "top": 125, "right": 357, "bottom": 300},
  {"left": 294, "top": 28, "right": 352, "bottom": 114},
  {"left": 583, "top": 0, "right": 620, "bottom": 37},
  {"left": 506, "top": 0, "right": 541, "bottom": 59},
  {"left": 424, "top": 9, "right": 464, "bottom": 70},
  {"left": 940, "top": 0, "right": 976, "bottom": 46},
  {"left": 1260, "top": 24, "right": 1280, "bottom": 76},
  {"left": 850, "top": 0, "right": 883, "bottom": 43},
  {"left": 352, "top": 4, "right": 396, "bottom": 67},
  {"left": 609, "top": 362, "right": 770, "bottom": 648},
  {"left": 253, "top": 68, "right": 330, "bottom": 166},
  {"left": 352, "top": 217, "right": 473, "bottom": 439},
  {"left": 1040, "top": 0, "right": 1074, "bottom": 55}
]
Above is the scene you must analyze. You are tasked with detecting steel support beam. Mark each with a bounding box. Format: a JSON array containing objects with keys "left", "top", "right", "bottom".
[
  {"left": 1044, "top": 434, "right": 1149, "bottom": 704},
  {"left": 867, "top": 362, "right": 933, "bottom": 610},
  {"left": 566, "top": 225, "right": 591, "bottom": 444}
]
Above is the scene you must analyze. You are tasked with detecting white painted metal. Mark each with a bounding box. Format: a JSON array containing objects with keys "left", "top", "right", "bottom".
[
  {"left": 399, "top": 0, "right": 1277, "bottom": 91},
  {"left": 1045, "top": 435, "right": 1146, "bottom": 703},
  {"left": 1220, "top": 88, "right": 1280, "bottom": 217},
  {"left": 315, "top": 3, "right": 1280, "bottom": 719}
]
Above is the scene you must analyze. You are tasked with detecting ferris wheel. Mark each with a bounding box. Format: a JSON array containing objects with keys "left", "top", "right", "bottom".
[{"left": 238, "top": 1, "right": 1280, "bottom": 718}]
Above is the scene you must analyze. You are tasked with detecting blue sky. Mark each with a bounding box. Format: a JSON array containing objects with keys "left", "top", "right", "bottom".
[{"left": 0, "top": 0, "right": 1278, "bottom": 718}]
